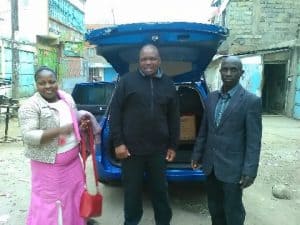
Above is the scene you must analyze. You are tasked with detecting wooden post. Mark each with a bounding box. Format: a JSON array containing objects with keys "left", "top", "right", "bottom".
[{"left": 11, "top": 0, "right": 19, "bottom": 99}]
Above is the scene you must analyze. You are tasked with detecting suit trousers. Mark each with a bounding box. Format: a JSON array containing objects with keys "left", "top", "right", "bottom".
[
  {"left": 206, "top": 172, "right": 245, "bottom": 225},
  {"left": 121, "top": 153, "right": 172, "bottom": 225}
]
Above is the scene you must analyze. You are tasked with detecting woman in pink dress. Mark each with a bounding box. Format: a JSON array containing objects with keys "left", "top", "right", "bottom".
[{"left": 18, "top": 66, "right": 95, "bottom": 225}]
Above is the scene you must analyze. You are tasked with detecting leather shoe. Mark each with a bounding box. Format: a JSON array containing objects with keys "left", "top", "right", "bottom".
[{"left": 87, "top": 219, "right": 99, "bottom": 225}]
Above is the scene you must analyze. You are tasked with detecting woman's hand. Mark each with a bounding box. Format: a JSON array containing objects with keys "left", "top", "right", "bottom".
[
  {"left": 40, "top": 124, "right": 73, "bottom": 144},
  {"left": 79, "top": 116, "right": 91, "bottom": 131}
]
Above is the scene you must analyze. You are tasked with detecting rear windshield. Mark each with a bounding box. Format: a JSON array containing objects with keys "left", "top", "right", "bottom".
[{"left": 72, "top": 83, "right": 115, "bottom": 105}]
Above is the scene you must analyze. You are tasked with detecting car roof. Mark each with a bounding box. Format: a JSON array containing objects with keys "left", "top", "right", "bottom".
[{"left": 86, "top": 22, "right": 228, "bottom": 82}]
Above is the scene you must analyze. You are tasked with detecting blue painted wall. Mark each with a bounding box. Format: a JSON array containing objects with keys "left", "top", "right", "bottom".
[
  {"left": 4, "top": 48, "right": 12, "bottom": 80},
  {"left": 293, "top": 65, "right": 300, "bottom": 119},
  {"left": 1, "top": 48, "right": 35, "bottom": 97},
  {"left": 241, "top": 63, "right": 263, "bottom": 97},
  {"left": 61, "top": 77, "right": 87, "bottom": 94},
  {"left": 19, "top": 50, "right": 35, "bottom": 97}
]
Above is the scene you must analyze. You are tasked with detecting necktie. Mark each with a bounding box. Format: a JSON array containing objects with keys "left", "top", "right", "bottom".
[{"left": 215, "top": 93, "right": 230, "bottom": 126}]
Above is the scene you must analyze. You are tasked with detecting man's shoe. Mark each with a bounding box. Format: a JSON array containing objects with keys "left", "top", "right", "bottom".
[{"left": 87, "top": 219, "right": 99, "bottom": 225}]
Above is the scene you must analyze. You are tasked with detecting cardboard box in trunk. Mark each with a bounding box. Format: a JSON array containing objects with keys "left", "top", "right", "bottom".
[{"left": 180, "top": 114, "right": 196, "bottom": 141}]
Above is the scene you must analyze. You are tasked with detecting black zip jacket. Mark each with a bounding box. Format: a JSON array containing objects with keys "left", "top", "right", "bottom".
[{"left": 109, "top": 70, "right": 180, "bottom": 155}]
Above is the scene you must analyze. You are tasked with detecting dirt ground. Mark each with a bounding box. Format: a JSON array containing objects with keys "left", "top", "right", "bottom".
[{"left": 0, "top": 115, "right": 299, "bottom": 225}]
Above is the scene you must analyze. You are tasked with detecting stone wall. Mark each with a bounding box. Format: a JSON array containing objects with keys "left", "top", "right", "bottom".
[{"left": 220, "top": 0, "right": 300, "bottom": 54}]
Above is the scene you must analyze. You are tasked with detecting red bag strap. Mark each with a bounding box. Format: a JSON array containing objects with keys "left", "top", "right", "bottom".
[{"left": 81, "top": 125, "right": 99, "bottom": 187}]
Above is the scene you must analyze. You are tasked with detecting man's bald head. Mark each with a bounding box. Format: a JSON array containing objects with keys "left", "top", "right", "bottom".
[
  {"left": 221, "top": 56, "right": 243, "bottom": 70},
  {"left": 219, "top": 55, "right": 244, "bottom": 92},
  {"left": 139, "top": 44, "right": 160, "bottom": 59},
  {"left": 138, "top": 44, "right": 161, "bottom": 76}
]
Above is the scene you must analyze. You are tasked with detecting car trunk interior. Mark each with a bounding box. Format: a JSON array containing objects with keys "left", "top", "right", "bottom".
[{"left": 169, "top": 84, "right": 204, "bottom": 167}]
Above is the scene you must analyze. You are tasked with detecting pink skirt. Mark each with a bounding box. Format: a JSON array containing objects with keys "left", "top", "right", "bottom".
[{"left": 27, "top": 146, "right": 86, "bottom": 225}]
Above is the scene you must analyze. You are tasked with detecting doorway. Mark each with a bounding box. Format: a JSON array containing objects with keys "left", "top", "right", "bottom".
[{"left": 262, "top": 63, "right": 287, "bottom": 114}]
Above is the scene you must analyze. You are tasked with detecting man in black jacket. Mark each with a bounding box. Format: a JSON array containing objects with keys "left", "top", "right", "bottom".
[
  {"left": 110, "top": 44, "right": 180, "bottom": 225},
  {"left": 191, "top": 56, "right": 262, "bottom": 225}
]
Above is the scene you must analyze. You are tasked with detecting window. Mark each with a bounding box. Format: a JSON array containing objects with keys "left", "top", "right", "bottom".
[{"left": 72, "top": 83, "right": 115, "bottom": 105}]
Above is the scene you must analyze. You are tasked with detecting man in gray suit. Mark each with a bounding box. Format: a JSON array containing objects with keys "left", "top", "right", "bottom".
[{"left": 191, "top": 56, "right": 262, "bottom": 225}]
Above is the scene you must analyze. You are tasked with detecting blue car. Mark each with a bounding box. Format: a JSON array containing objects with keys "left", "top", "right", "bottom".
[{"left": 74, "top": 22, "right": 228, "bottom": 183}]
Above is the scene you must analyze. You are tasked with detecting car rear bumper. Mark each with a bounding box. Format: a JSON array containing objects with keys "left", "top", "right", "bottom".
[{"left": 96, "top": 157, "right": 206, "bottom": 182}]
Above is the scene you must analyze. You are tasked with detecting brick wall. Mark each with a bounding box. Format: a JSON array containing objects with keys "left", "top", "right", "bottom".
[{"left": 220, "top": 0, "right": 300, "bottom": 53}]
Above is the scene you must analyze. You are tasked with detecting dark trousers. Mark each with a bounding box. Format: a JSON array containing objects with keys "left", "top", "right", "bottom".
[
  {"left": 206, "top": 172, "right": 245, "bottom": 225},
  {"left": 121, "top": 153, "right": 172, "bottom": 225}
]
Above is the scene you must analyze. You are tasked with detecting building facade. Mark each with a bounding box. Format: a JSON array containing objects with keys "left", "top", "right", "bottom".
[
  {"left": 85, "top": 24, "right": 118, "bottom": 82},
  {"left": 208, "top": 0, "right": 300, "bottom": 119},
  {"left": 0, "top": 0, "right": 88, "bottom": 98}
]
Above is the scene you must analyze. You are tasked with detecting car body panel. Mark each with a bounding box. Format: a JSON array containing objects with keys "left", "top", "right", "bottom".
[{"left": 86, "top": 22, "right": 228, "bottom": 82}]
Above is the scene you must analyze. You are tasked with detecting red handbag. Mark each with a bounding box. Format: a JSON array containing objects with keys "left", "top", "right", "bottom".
[{"left": 80, "top": 125, "right": 103, "bottom": 218}]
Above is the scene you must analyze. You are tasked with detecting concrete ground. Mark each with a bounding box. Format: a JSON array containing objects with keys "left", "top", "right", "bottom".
[{"left": 0, "top": 115, "right": 299, "bottom": 225}]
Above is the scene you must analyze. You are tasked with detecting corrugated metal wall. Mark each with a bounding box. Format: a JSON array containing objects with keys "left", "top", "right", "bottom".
[
  {"left": 19, "top": 50, "right": 35, "bottom": 97},
  {"left": 0, "top": 47, "right": 12, "bottom": 97},
  {"left": 0, "top": 46, "right": 35, "bottom": 98},
  {"left": 240, "top": 56, "right": 263, "bottom": 97}
]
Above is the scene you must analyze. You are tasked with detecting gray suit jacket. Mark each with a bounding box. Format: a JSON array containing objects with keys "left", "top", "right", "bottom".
[{"left": 191, "top": 84, "right": 262, "bottom": 183}]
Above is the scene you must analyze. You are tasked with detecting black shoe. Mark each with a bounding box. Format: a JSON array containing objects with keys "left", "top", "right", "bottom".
[{"left": 87, "top": 219, "right": 99, "bottom": 225}]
